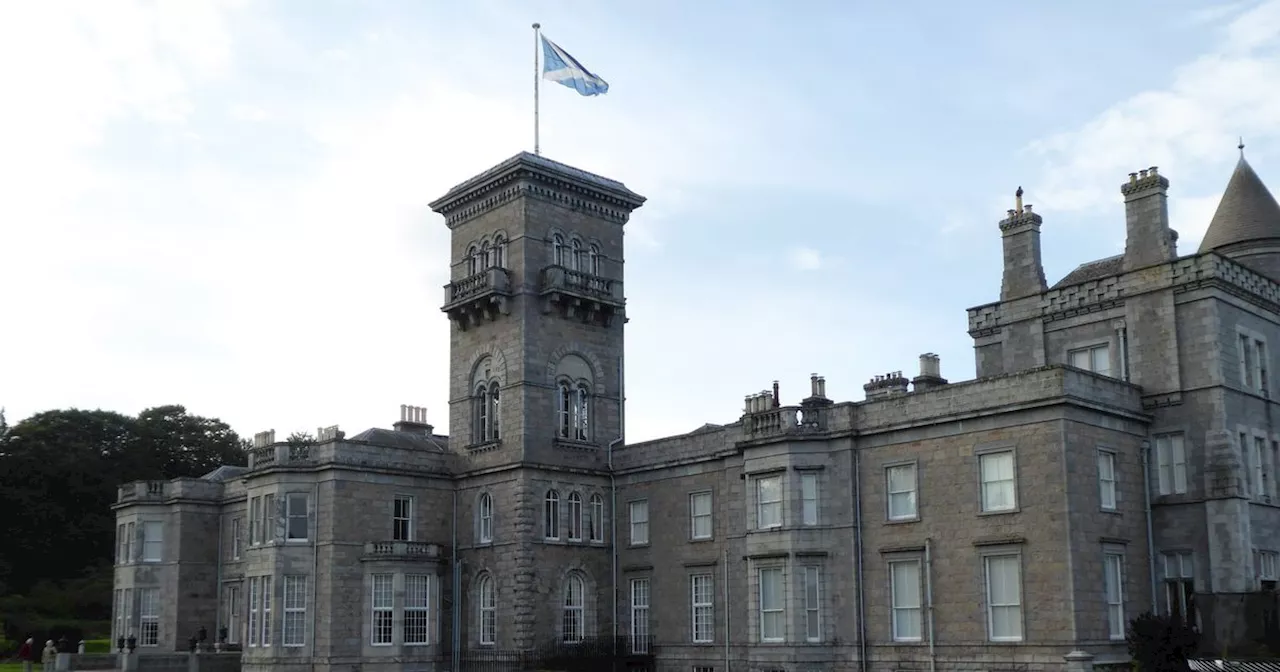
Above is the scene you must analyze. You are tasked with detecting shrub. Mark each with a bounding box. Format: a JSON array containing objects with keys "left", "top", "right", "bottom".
[{"left": 1127, "top": 611, "right": 1200, "bottom": 672}]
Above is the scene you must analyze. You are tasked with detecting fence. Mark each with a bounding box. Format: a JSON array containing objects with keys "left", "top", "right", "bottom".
[
  {"left": 458, "top": 636, "right": 655, "bottom": 672},
  {"left": 1189, "top": 660, "right": 1280, "bottom": 672}
]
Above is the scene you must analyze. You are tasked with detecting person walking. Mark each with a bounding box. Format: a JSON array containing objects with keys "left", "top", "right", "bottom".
[
  {"left": 17, "top": 636, "right": 34, "bottom": 672},
  {"left": 41, "top": 639, "right": 56, "bottom": 672}
]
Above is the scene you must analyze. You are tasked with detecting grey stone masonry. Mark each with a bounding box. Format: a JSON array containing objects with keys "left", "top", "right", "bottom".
[{"left": 113, "top": 152, "right": 1280, "bottom": 671}]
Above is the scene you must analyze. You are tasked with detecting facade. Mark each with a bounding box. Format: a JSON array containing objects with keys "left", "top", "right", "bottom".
[{"left": 111, "top": 150, "right": 1280, "bottom": 672}]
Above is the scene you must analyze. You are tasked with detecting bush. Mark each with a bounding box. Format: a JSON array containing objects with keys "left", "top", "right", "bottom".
[
  {"left": 83, "top": 640, "right": 112, "bottom": 653},
  {"left": 1127, "top": 611, "right": 1200, "bottom": 672}
]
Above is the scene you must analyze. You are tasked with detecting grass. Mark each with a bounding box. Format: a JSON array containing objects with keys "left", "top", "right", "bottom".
[{"left": 0, "top": 663, "right": 27, "bottom": 672}]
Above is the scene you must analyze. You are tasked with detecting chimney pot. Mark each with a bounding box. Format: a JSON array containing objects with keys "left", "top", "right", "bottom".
[
  {"left": 1129, "top": 172, "right": 1138, "bottom": 183},
  {"left": 1149, "top": 166, "right": 1158, "bottom": 176},
  {"left": 1024, "top": 204, "right": 1032, "bottom": 212}
]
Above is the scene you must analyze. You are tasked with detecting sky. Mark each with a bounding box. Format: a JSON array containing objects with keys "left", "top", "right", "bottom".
[{"left": 2, "top": 0, "right": 1279, "bottom": 444}]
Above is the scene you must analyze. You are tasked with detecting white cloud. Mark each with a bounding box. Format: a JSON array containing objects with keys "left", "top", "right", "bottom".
[{"left": 788, "top": 246, "right": 824, "bottom": 271}]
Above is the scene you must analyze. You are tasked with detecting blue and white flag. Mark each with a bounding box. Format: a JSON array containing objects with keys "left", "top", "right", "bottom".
[{"left": 541, "top": 35, "right": 609, "bottom": 96}]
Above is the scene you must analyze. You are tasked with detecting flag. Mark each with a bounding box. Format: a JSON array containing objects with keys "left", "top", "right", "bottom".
[{"left": 541, "top": 35, "right": 609, "bottom": 96}]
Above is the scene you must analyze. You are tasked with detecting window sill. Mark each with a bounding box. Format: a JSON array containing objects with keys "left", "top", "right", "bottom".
[
  {"left": 629, "top": 542, "right": 650, "bottom": 549},
  {"left": 690, "top": 536, "right": 715, "bottom": 543},
  {"left": 1100, "top": 508, "right": 1121, "bottom": 515},
  {"left": 977, "top": 508, "right": 1019, "bottom": 517},
  {"left": 467, "top": 440, "right": 502, "bottom": 453},
  {"left": 554, "top": 439, "right": 597, "bottom": 451},
  {"left": 886, "top": 516, "right": 920, "bottom": 525}
]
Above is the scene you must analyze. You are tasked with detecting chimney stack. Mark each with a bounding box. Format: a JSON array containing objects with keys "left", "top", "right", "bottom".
[
  {"left": 393, "top": 404, "right": 434, "bottom": 435},
  {"left": 999, "top": 189, "right": 1048, "bottom": 301},
  {"left": 912, "top": 353, "right": 948, "bottom": 392},
  {"left": 252, "top": 430, "right": 276, "bottom": 448},
  {"left": 802, "top": 373, "right": 833, "bottom": 408},
  {"left": 1121, "top": 166, "right": 1175, "bottom": 271},
  {"left": 864, "top": 371, "right": 910, "bottom": 400}
]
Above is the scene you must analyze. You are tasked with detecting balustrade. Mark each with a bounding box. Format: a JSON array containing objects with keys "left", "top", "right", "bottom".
[
  {"left": 363, "top": 541, "right": 442, "bottom": 559},
  {"left": 541, "top": 266, "right": 621, "bottom": 303},
  {"left": 745, "top": 405, "right": 826, "bottom": 437}
]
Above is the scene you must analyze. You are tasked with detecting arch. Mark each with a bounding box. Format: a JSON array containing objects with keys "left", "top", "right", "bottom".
[
  {"left": 477, "top": 491, "right": 494, "bottom": 543},
  {"left": 469, "top": 347, "right": 509, "bottom": 388},
  {"left": 545, "top": 345, "right": 606, "bottom": 392},
  {"left": 492, "top": 234, "right": 507, "bottom": 268},
  {"left": 588, "top": 244, "right": 601, "bottom": 276},
  {"left": 570, "top": 238, "right": 583, "bottom": 272},
  {"left": 552, "top": 233, "right": 566, "bottom": 267},
  {"left": 480, "top": 240, "right": 492, "bottom": 269},
  {"left": 555, "top": 354, "right": 594, "bottom": 385},
  {"left": 561, "top": 571, "right": 588, "bottom": 643},
  {"left": 544, "top": 489, "right": 560, "bottom": 539},
  {"left": 466, "top": 244, "right": 479, "bottom": 276},
  {"left": 473, "top": 570, "right": 497, "bottom": 646},
  {"left": 567, "top": 492, "right": 583, "bottom": 541}
]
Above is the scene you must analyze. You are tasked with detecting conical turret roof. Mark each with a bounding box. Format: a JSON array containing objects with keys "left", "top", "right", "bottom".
[{"left": 1198, "top": 157, "right": 1280, "bottom": 252}]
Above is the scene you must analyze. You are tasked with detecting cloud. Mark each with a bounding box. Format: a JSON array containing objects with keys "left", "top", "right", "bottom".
[
  {"left": 1023, "top": 0, "right": 1280, "bottom": 248},
  {"left": 787, "top": 246, "right": 825, "bottom": 271}
]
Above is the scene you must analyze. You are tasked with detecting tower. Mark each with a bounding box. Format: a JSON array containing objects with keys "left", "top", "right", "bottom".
[{"left": 429, "top": 152, "right": 646, "bottom": 468}]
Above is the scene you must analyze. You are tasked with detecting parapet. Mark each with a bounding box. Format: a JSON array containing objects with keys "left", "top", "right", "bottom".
[
  {"left": 1120, "top": 166, "right": 1169, "bottom": 198},
  {"left": 864, "top": 371, "right": 909, "bottom": 400}
]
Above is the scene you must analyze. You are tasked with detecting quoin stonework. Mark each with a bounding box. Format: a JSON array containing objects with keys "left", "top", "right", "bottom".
[{"left": 112, "top": 150, "right": 1280, "bottom": 672}]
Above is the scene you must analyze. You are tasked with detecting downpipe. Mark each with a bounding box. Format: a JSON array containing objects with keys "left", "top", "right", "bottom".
[
  {"left": 609, "top": 351, "right": 625, "bottom": 656},
  {"left": 310, "top": 482, "right": 319, "bottom": 662},
  {"left": 723, "top": 546, "right": 731, "bottom": 672},
  {"left": 854, "top": 446, "right": 868, "bottom": 672},
  {"left": 925, "top": 537, "right": 936, "bottom": 672},
  {"left": 452, "top": 489, "right": 460, "bottom": 672},
  {"left": 1142, "top": 440, "right": 1157, "bottom": 612}
]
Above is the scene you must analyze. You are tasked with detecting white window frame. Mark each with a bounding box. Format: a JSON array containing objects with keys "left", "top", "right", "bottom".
[
  {"left": 1069, "top": 342, "right": 1112, "bottom": 377},
  {"left": 1259, "top": 550, "right": 1279, "bottom": 581},
  {"left": 1156, "top": 433, "right": 1187, "bottom": 495},
  {"left": 889, "top": 559, "right": 923, "bottom": 642},
  {"left": 758, "top": 566, "right": 784, "bottom": 643},
  {"left": 141, "top": 521, "right": 163, "bottom": 562},
  {"left": 117, "top": 524, "right": 127, "bottom": 564},
  {"left": 983, "top": 554, "right": 1023, "bottom": 642},
  {"left": 282, "top": 575, "right": 307, "bottom": 647},
  {"left": 1239, "top": 331, "right": 1269, "bottom": 395},
  {"left": 800, "top": 473, "right": 819, "bottom": 526},
  {"left": 690, "top": 491, "right": 713, "bottom": 540},
  {"left": 803, "top": 566, "right": 821, "bottom": 642},
  {"left": 393, "top": 495, "right": 414, "bottom": 542},
  {"left": 478, "top": 574, "right": 496, "bottom": 645},
  {"left": 1104, "top": 552, "right": 1126, "bottom": 641},
  {"left": 544, "top": 490, "right": 560, "bottom": 540},
  {"left": 691, "top": 574, "right": 714, "bottom": 644},
  {"left": 629, "top": 499, "right": 649, "bottom": 545},
  {"left": 756, "top": 475, "right": 783, "bottom": 529},
  {"left": 1098, "top": 450, "right": 1117, "bottom": 511},
  {"left": 126, "top": 521, "right": 134, "bottom": 562},
  {"left": 231, "top": 517, "right": 242, "bottom": 560},
  {"left": 562, "top": 574, "right": 586, "bottom": 644},
  {"left": 260, "top": 576, "right": 273, "bottom": 645},
  {"left": 285, "top": 493, "right": 308, "bottom": 542},
  {"left": 886, "top": 463, "right": 918, "bottom": 520},
  {"left": 139, "top": 588, "right": 160, "bottom": 647},
  {"left": 1162, "top": 551, "right": 1195, "bottom": 626},
  {"left": 226, "top": 585, "right": 241, "bottom": 644},
  {"left": 979, "top": 451, "right": 1017, "bottom": 513},
  {"left": 261, "top": 493, "right": 276, "bottom": 544},
  {"left": 404, "top": 574, "right": 431, "bottom": 646},
  {"left": 479, "top": 493, "right": 493, "bottom": 543},
  {"left": 247, "top": 578, "right": 259, "bottom": 647},
  {"left": 630, "top": 578, "right": 650, "bottom": 654},
  {"left": 371, "top": 574, "right": 394, "bottom": 646},
  {"left": 589, "top": 494, "right": 604, "bottom": 542},
  {"left": 1254, "top": 435, "right": 1268, "bottom": 500},
  {"left": 567, "top": 492, "right": 583, "bottom": 541},
  {"left": 249, "top": 496, "right": 261, "bottom": 545}
]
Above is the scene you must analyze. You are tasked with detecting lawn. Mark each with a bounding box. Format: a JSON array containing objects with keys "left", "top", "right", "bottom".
[{"left": 0, "top": 663, "right": 26, "bottom": 672}]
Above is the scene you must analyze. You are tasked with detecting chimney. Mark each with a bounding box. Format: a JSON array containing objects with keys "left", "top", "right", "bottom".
[
  {"left": 1121, "top": 166, "right": 1175, "bottom": 271},
  {"left": 999, "top": 189, "right": 1048, "bottom": 301},
  {"left": 252, "top": 430, "right": 276, "bottom": 448},
  {"left": 864, "top": 371, "right": 910, "bottom": 401},
  {"left": 316, "top": 425, "right": 345, "bottom": 442},
  {"left": 393, "top": 404, "right": 434, "bottom": 434},
  {"left": 912, "top": 353, "right": 949, "bottom": 392},
  {"left": 772, "top": 381, "right": 780, "bottom": 406},
  {"left": 802, "top": 373, "right": 834, "bottom": 408}
]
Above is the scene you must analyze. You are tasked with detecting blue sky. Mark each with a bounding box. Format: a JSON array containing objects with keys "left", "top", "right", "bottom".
[{"left": 1, "top": 0, "right": 1278, "bottom": 443}]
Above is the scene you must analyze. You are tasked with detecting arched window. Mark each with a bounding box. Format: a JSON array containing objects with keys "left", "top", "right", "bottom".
[
  {"left": 556, "top": 382, "right": 573, "bottom": 439},
  {"left": 478, "top": 493, "right": 493, "bottom": 543},
  {"left": 553, "top": 234, "right": 565, "bottom": 266},
  {"left": 467, "top": 245, "right": 479, "bottom": 276},
  {"left": 477, "top": 574, "right": 496, "bottom": 645},
  {"left": 493, "top": 235, "right": 506, "bottom": 268},
  {"left": 480, "top": 241, "right": 492, "bottom": 269},
  {"left": 567, "top": 492, "right": 582, "bottom": 541},
  {"left": 489, "top": 384, "right": 501, "bottom": 441},
  {"left": 574, "top": 384, "right": 590, "bottom": 441},
  {"left": 570, "top": 239, "right": 583, "bottom": 271},
  {"left": 544, "top": 490, "right": 560, "bottom": 539},
  {"left": 589, "top": 244, "right": 600, "bottom": 276},
  {"left": 474, "top": 385, "right": 490, "bottom": 444},
  {"left": 589, "top": 494, "right": 604, "bottom": 542},
  {"left": 562, "top": 574, "right": 585, "bottom": 643}
]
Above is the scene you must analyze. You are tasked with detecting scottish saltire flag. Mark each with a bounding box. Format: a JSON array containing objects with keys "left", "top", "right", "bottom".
[{"left": 541, "top": 35, "right": 609, "bottom": 96}]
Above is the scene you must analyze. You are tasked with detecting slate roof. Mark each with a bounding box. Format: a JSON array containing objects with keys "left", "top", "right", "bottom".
[
  {"left": 1052, "top": 254, "right": 1124, "bottom": 289},
  {"left": 1199, "top": 157, "right": 1280, "bottom": 252},
  {"left": 348, "top": 427, "right": 448, "bottom": 452}
]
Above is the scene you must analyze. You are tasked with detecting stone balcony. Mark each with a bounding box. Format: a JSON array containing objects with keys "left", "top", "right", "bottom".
[
  {"left": 539, "top": 265, "right": 624, "bottom": 326},
  {"left": 442, "top": 267, "right": 511, "bottom": 329},
  {"left": 741, "top": 405, "right": 829, "bottom": 442},
  {"left": 360, "top": 541, "right": 445, "bottom": 563},
  {"left": 116, "top": 478, "right": 223, "bottom": 504}
]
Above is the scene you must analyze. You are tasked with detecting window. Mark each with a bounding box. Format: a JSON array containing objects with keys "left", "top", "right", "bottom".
[
  {"left": 248, "top": 578, "right": 259, "bottom": 646},
  {"left": 260, "top": 576, "right": 273, "bottom": 645},
  {"left": 691, "top": 574, "right": 714, "bottom": 643},
  {"left": 113, "top": 590, "right": 123, "bottom": 642},
  {"left": 588, "top": 244, "right": 600, "bottom": 275},
  {"left": 139, "top": 588, "right": 159, "bottom": 646},
  {"left": 589, "top": 494, "right": 604, "bottom": 542},
  {"left": 478, "top": 574, "right": 496, "bottom": 645},
  {"left": 489, "top": 385, "right": 500, "bottom": 440},
  {"left": 1104, "top": 553, "right": 1125, "bottom": 640},
  {"left": 231, "top": 517, "right": 242, "bottom": 559},
  {"left": 125, "top": 521, "right": 135, "bottom": 562},
  {"left": 887, "top": 464, "right": 917, "bottom": 520},
  {"left": 1163, "top": 551, "right": 1196, "bottom": 628},
  {"left": 1156, "top": 434, "right": 1187, "bottom": 495},
  {"left": 557, "top": 382, "right": 572, "bottom": 439},
  {"left": 630, "top": 500, "right": 649, "bottom": 545},
  {"left": 404, "top": 575, "right": 431, "bottom": 645},
  {"left": 393, "top": 496, "right": 413, "bottom": 541},
  {"left": 563, "top": 574, "right": 585, "bottom": 643},
  {"left": 979, "top": 451, "right": 1016, "bottom": 512},
  {"left": 283, "top": 575, "right": 307, "bottom": 647},
  {"left": 544, "top": 490, "right": 560, "bottom": 539},
  {"left": 261, "top": 493, "right": 276, "bottom": 543},
  {"left": 984, "top": 554, "right": 1023, "bottom": 642},
  {"left": 567, "top": 492, "right": 583, "bottom": 541},
  {"left": 1098, "top": 451, "right": 1117, "bottom": 510},
  {"left": 758, "top": 567, "right": 784, "bottom": 642},
  {"left": 1240, "top": 333, "right": 1269, "bottom": 394},
  {"left": 574, "top": 384, "right": 590, "bottom": 441},
  {"left": 116, "top": 524, "right": 127, "bottom": 564},
  {"left": 571, "top": 239, "right": 583, "bottom": 271},
  {"left": 286, "top": 493, "right": 308, "bottom": 541},
  {"left": 122, "top": 588, "right": 133, "bottom": 643},
  {"left": 371, "top": 574, "right": 393, "bottom": 645},
  {"left": 480, "top": 241, "right": 491, "bottom": 269},
  {"left": 1069, "top": 343, "right": 1111, "bottom": 377},
  {"left": 803, "top": 566, "right": 821, "bottom": 642},
  {"left": 800, "top": 474, "right": 819, "bottom": 526},
  {"left": 1255, "top": 436, "right": 1268, "bottom": 499},
  {"left": 553, "top": 234, "right": 565, "bottom": 266},
  {"left": 1259, "top": 551, "right": 1279, "bottom": 582},
  {"left": 479, "top": 493, "right": 493, "bottom": 543},
  {"left": 475, "top": 383, "right": 500, "bottom": 443},
  {"left": 141, "top": 521, "right": 163, "bottom": 562},
  {"left": 467, "top": 245, "right": 479, "bottom": 275},
  {"left": 226, "top": 586, "right": 240, "bottom": 644},
  {"left": 756, "top": 475, "right": 782, "bottom": 529},
  {"left": 630, "top": 578, "right": 650, "bottom": 654},
  {"left": 690, "top": 492, "right": 713, "bottom": 539},
  {"left": 249, "top": 496, "right": 261, "bottom": 545},
  {"left": 492, "top": 235, "right": 506, "bottom": 268},
  {"left": 890, "top": 560, "right": 922, "bottom": 642}
]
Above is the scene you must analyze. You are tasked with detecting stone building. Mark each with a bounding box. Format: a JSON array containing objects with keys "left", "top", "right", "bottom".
[{"left": 111, "top": 149, "right": 1280, "bottom": 672}]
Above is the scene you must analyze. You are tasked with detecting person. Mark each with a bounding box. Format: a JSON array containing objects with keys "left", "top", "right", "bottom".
[
  {"left": 41, "top": 639, "right": 56, "bottom": 672},
  {"left": 17, "top": 637, "right": 34, "bottom": 672}
]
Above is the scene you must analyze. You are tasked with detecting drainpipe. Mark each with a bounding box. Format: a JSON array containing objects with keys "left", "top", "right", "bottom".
[
  {"left": 853, "top": 446, "right": 867, "bottom": 672},
  {"left": 215, "top": 512, "right": 223, "bottom": 645},
  {"left": 452, "top": 489, "right": 460, "bottom": 672},
  {"left": 1142, "top": 440, "right": 1158, "bottom": 612},
  {"left": 925, "top": 537, "right": 936, "bottom": 672},
  {"left": 608, "top": 354, "right": 625, "bottom": 654},
  {"left": 723, "top": 545, "right": 730, "bottom": 672},
  {"left": 310, "top": 482, "right": 319, "bottom": 662}
]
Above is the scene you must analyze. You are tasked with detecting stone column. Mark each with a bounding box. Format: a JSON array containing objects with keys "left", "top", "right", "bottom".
[{"left": 1064, "top": 649, "right": 1095, "bottom": 672}]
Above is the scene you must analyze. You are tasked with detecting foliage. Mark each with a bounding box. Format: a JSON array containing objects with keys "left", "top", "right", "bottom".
[
  {"left": 1127, "top": 611, "right": 1200, "bottom": 672},
  {"left": 285, "top": 431, "right": 314, "bottom": 447}
]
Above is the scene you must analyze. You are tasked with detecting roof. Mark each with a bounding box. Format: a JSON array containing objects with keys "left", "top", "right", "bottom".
[
  {"left": 201, "top": 465, "right": 249, "bottom": 482},
  {"left": 1052, "top": 254, "right": 1123, "bottom": 289},
  {"left": 1198, "top": 157, "right": 1280, "bottom": 252},
  {"left": 347, "top": 427, "right": 448, "bottom": 452},
  {"left": 428, "top": 151, "right": 646, "bottom": 214}
]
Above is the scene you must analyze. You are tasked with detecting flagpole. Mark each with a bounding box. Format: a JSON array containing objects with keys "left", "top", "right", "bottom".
[{"left": 532, "top": 22, "right": 541, "bottom": 156}]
